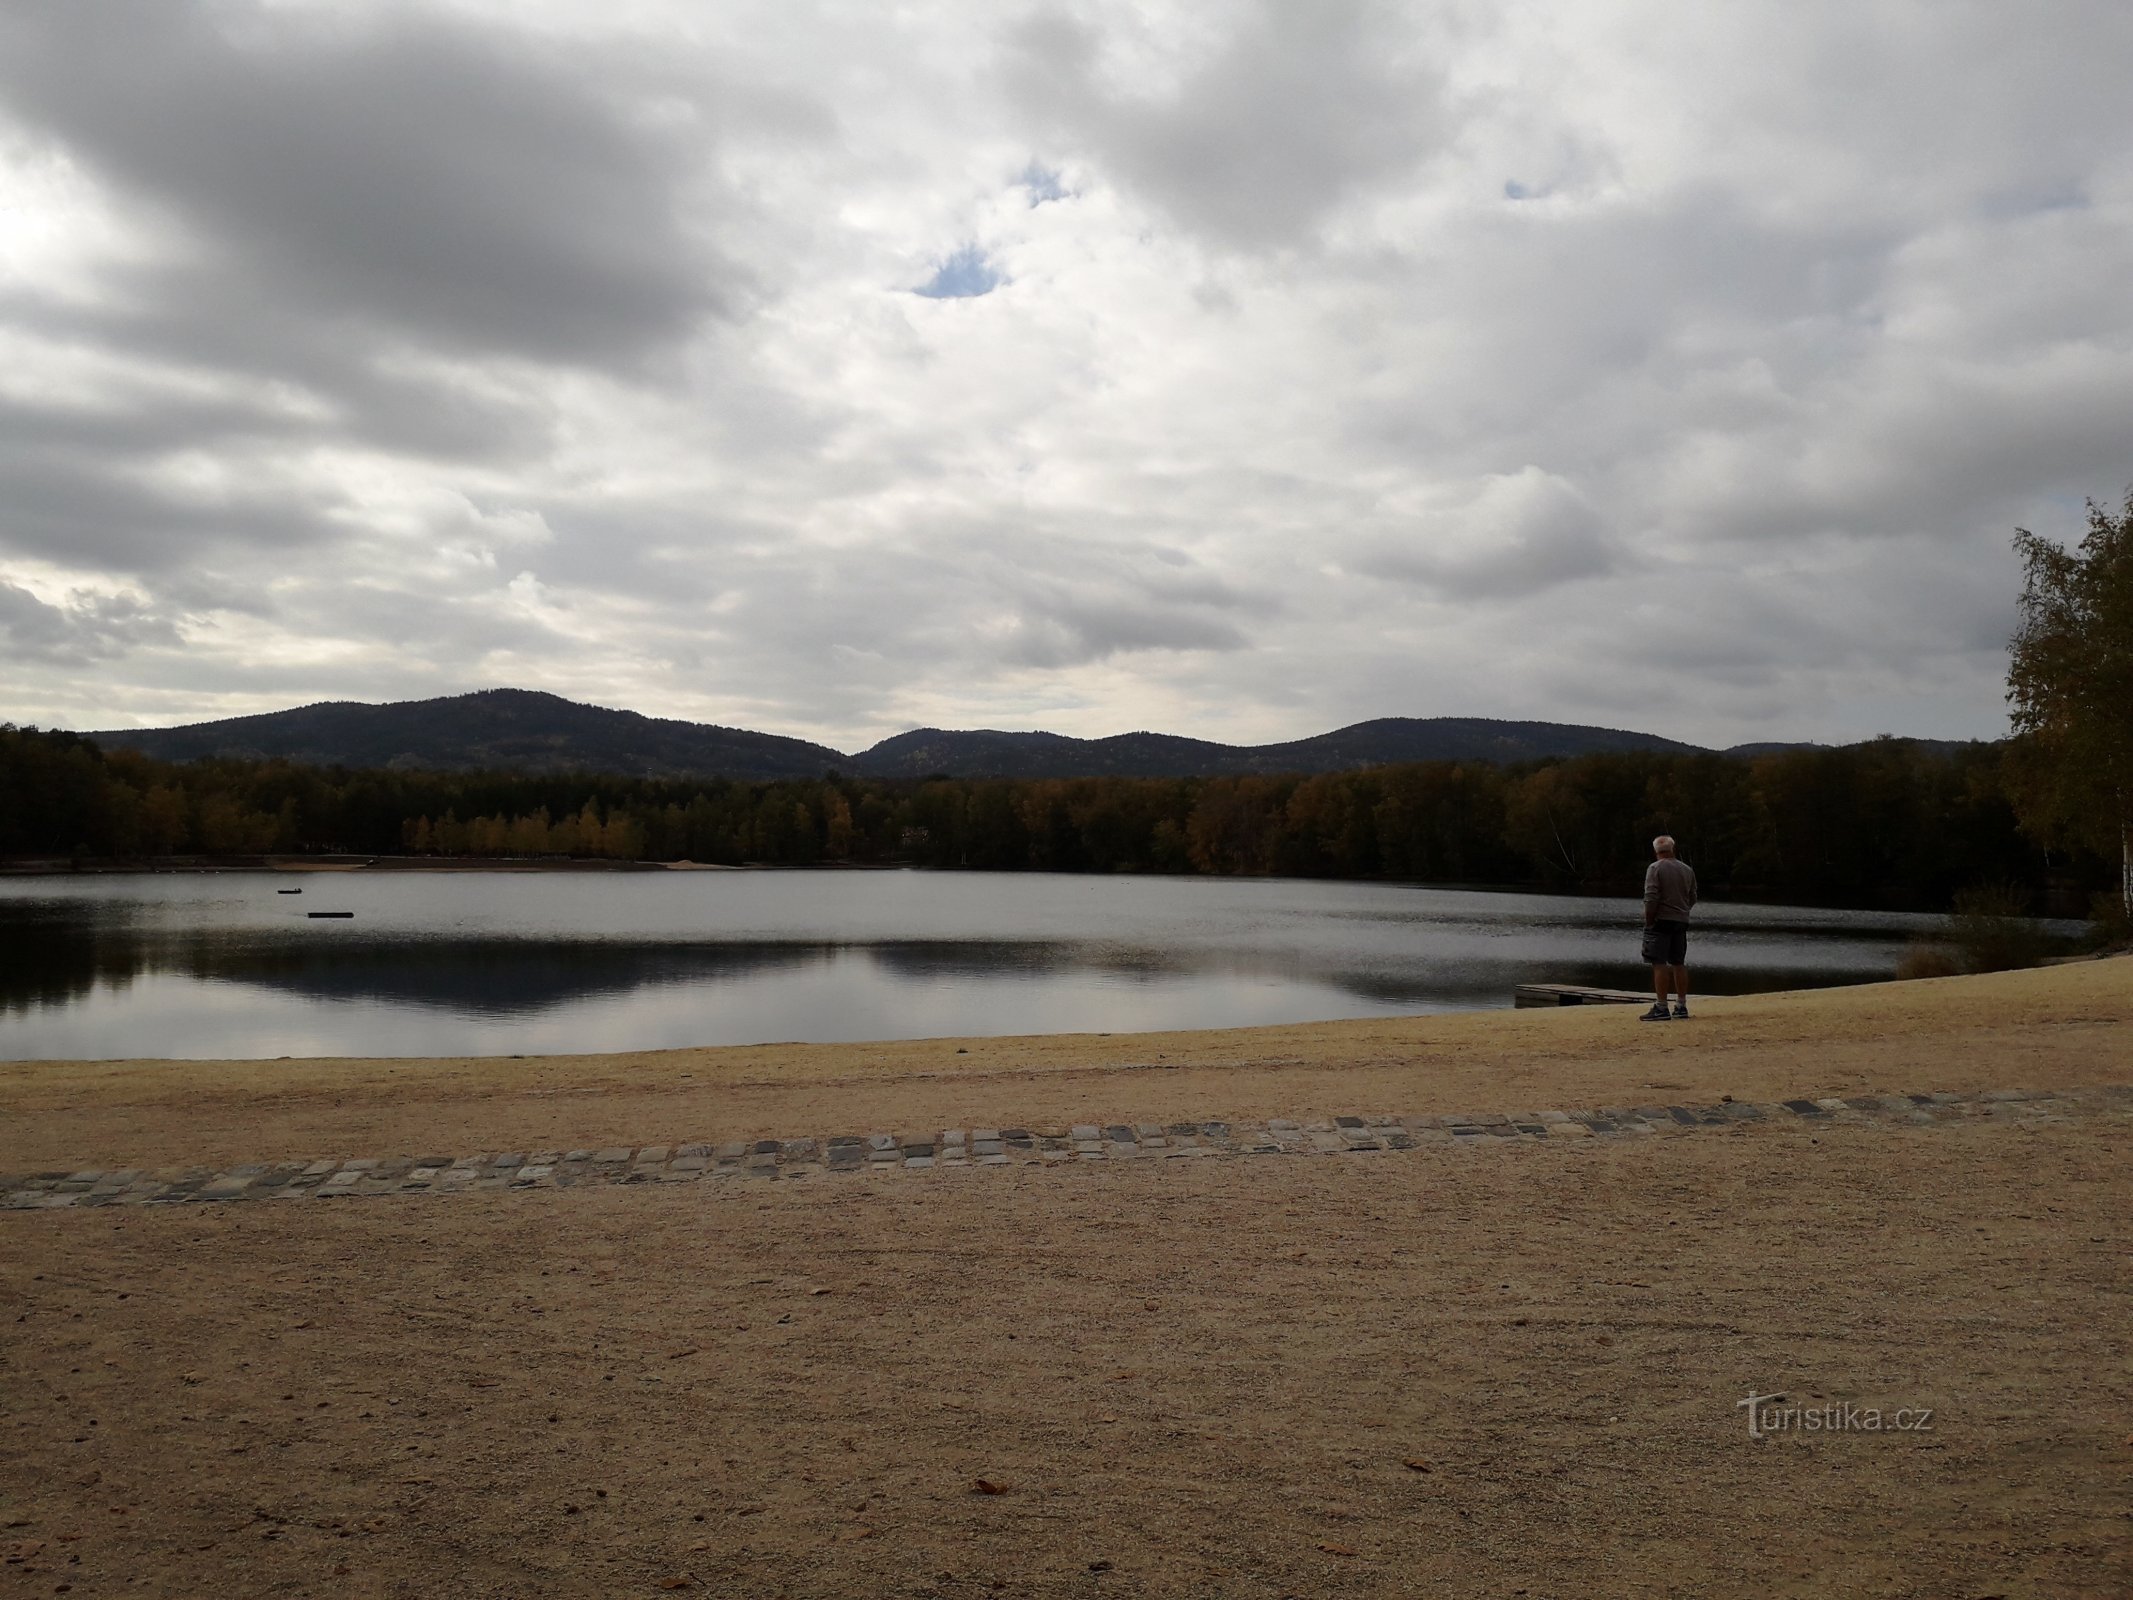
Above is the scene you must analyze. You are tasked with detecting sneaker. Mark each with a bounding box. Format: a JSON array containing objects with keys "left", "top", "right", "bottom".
[
  {"left": 1640, "top": 1004, "right": 1671, "bottom": 1022},
  {"left": 1671, "top": 1004, "right": 1690, "bottom": 1020}
]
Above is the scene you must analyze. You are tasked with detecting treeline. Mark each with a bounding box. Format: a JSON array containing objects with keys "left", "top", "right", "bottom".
[{"left": 0, "top": 723, "right": 2107, "bottom": 910}]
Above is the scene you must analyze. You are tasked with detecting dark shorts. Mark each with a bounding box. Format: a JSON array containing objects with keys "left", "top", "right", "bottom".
[{"left": 1641, "top": 920, "right": 1689, "bottom": 966}]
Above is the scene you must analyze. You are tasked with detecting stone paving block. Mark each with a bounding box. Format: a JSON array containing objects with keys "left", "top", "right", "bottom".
[{"left": 8, "top": 1082, "right": 2110, "bottom": 1213}]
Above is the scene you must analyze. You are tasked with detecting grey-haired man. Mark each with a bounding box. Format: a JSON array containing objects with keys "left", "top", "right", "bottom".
[{"left": 1640, "top": 835, "right": 1696, "bottom": 1021}]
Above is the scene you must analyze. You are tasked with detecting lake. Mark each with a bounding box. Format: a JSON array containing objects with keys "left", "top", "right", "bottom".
[{"left": 0, "top": 869, "right": 1956, "bottom": 1060}]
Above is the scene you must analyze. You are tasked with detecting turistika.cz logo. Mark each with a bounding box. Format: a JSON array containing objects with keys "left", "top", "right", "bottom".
[{"left": 1737, "top": 1392, "right": 1935, "bottom": 1440}]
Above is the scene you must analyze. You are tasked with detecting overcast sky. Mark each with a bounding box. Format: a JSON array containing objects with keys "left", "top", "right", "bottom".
[{"left": 2, "top": 0, "right": 2129, "bottom": 751}]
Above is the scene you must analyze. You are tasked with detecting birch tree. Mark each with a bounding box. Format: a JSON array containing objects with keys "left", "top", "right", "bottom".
[{"left": 2007, "top": 490, "right": 2133, "bottom": 920}]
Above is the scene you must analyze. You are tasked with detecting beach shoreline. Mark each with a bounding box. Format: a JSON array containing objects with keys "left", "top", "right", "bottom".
[
  {"left": 4, "top": 958, "right": 2126, "bottom": 1173},
  {"left": 5, "top": 958, "right": 2129, "bottom": 1596}
]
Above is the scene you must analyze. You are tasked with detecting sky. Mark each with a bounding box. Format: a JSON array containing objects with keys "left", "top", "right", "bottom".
[{"left": 2, "top": 0, "right": 2129, "bottom": 753}]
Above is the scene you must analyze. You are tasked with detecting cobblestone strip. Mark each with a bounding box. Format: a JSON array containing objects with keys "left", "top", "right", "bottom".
[{"left": 5, "top": 1085, "right": 2126, "bottom": 1211}]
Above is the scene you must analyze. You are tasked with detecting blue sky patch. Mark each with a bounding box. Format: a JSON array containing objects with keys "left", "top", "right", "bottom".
[
  {"left": 915, "top": 244, "right": 1004, "bottom": 299},
  {"left": 1019, "top": 161, "right": 1068, "bottom": 206}
]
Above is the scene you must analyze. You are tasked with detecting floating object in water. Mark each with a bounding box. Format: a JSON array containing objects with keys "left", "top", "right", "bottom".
[
  {"left": 306, "top": 911, "right": 354, "bottom": 919},
  {"left": 1512, "top": 983, "right": 1647, "bottom": 1007},
  {"left": 277, "top": 887, "right": 302, "bottom": 894}
]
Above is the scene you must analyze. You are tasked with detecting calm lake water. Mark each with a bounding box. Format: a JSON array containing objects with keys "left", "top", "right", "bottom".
[{"left": 0, "top": 869, "right": 1956, "bottom": 1060}]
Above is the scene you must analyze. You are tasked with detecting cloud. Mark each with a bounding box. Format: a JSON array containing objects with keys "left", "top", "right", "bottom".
[
  {"left": 0, "top": 1, "right": 748, "bottom": 369},
  {"left": 0, "top": 580, "right": 177, "bottom": 665},
  {"left": 1, "top": 0, "right": 2130, "bottom": 751},
  {"left": 1007, "top": 1, "right": 1447, "bottom": 250},
  {"left": 1355, "top": 469, "right": 1617, "bottom": 599}
]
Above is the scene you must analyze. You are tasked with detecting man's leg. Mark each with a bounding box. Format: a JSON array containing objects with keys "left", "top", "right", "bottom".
[{"left": 1652, "top": 965, "right": 1669, "bottom": 1006}]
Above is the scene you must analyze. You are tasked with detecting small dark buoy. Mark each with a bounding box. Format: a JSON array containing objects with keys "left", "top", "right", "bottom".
[
  {"left": 277, "top": 887, "right": 302, "bottom": 894},
  {"left": 306, "top": 911, "right": 354, "bottom": 919}
]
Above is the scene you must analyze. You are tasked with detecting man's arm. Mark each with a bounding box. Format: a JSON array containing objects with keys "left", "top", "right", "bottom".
[{"left": 1643, "top": 862, "right": 1659, "bottom": 926}]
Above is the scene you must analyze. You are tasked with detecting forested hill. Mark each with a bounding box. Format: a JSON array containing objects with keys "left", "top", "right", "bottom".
[
  {"left": 84, "top": 689, "right": 846, "bottom": 782},
  {"left": 85, "top": 690, "right": 1737, "bottom": 780},
  {"left": 851, "top": 718, "right": 1705, "bottom": 778}
]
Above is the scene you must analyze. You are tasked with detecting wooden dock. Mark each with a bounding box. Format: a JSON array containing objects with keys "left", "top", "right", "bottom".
[{"left": 1513, "top": 983, "right": 1650, "bottom": 1008}]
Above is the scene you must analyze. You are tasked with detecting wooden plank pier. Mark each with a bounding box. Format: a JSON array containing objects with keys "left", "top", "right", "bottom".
[{"left": 1513, "top": 983, "right": 1650, "bottom": 1008}]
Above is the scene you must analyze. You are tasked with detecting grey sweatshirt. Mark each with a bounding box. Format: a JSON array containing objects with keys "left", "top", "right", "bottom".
[{"left": 1644, "top": 857, "right": 1698, "bottom": 922}]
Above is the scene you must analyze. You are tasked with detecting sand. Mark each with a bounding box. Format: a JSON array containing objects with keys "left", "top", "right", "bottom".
[{"left": 3, "top": 960, "right": 2130, "bottom": 1596}]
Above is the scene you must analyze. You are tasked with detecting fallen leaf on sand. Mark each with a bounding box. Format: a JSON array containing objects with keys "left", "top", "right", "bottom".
[
  {"left": 667, "top": 1348, "right": 699, "bottom": 1360},
  {"left": 658, "top": 1578, "right": 694, "bottom": 1591},
  {"left": 1401, "top": 1459, "right": 1432, "bottom": 1473},
  {"left": 293, "top": 1320, "right": 315, "bottom": 1330},
  {"left": 1318, "top": 1542, "right": 1357, "bottom": 1556},
  {"left": 841, "top": 1525, "right": 876, "bottom": 1542},
  {"left": 972, "top": 1479, "right": 1011, "bottom": 1495},
  {"left": 809, "top": 1287, "right": 832, "bottom": 1296}
]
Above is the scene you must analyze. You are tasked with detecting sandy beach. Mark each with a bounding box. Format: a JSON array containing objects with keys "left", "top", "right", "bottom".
[{"left": 3, "top": 960, "right": 2129, "bottom": 1596}]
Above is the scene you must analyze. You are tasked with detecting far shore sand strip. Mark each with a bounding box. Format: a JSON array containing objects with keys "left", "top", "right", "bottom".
[{"left": 7, "top": 1082, "right": 2123, "bottom": 1210}]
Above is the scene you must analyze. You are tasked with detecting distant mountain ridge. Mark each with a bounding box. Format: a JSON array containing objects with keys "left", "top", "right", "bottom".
[
  {"left": 79, "top": 688, "right": 1966, "bottom": 781},
  {"left": 83, "top": 689, "right": 844, "bottom": 782}
]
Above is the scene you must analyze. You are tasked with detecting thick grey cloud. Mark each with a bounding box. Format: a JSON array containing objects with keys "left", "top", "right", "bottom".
[
  {"left": 1, "top": 0, "right": 2129, "bottom": 749},
  {"left": 1008, "top": 0, "right": 1444, "bottom": 250},
  {"left": 0, "top": 0, "right": 742, "bottom": 366}
]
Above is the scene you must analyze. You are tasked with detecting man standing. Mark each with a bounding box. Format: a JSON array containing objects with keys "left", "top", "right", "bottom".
[{"left": 1641, "top": 835, "right": 1697, "bottom": 1021}]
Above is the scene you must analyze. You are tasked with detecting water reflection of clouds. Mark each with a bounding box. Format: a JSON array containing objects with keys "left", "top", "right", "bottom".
[{"left": 0, "top": 874, "right": 1945, "bottom": 1059}]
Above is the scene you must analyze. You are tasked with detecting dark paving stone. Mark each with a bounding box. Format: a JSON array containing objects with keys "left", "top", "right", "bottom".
[
  {"left": 1335, "top": 1116, "right": 1365, "bottom": 1129},
  {"left": 1200, "top": 1122, "right": 1230, "bottom": 1138},
  {"left": 1782, "top": 1100, "right": 1826, "bottom": 1116},
  {"left": 1666, "top": 1107, "right": 1698, "bottom": 1125},
  {"left": 752, "top": 1140, "right": 780, "bottom": 1155},
  {"left": 1104, "top": 1126, "right": 1137, "bottom": 1143}
]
